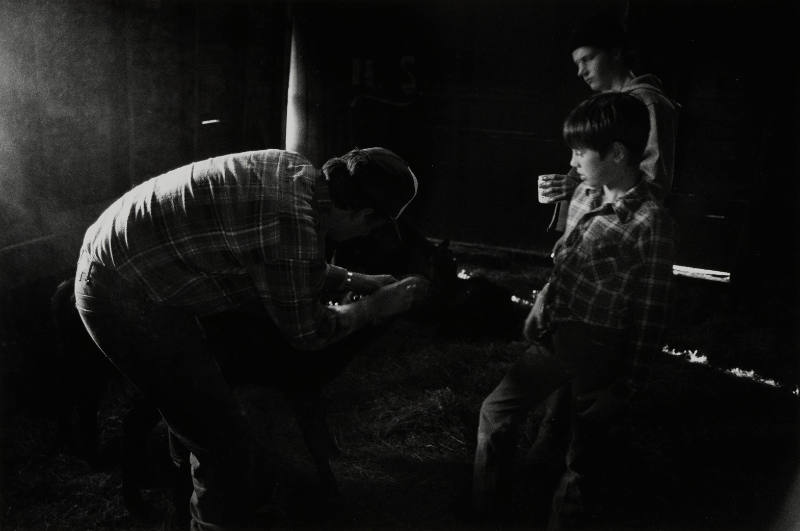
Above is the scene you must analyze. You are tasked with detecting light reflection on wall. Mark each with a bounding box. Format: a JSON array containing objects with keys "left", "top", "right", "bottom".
[
  {"left": 0, "top": 7, "right": 40, "bottom": 250},
  {"left": 285, "top": 20, "right": 302, "bottom": 155},
  {"left": 0, "top": 1, "right": 127, "bottom": 282}
]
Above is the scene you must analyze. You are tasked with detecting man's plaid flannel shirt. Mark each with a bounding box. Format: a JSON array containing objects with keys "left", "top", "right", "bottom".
[{"left": 81, "top": 149, "right": 354, "bottom": 350}]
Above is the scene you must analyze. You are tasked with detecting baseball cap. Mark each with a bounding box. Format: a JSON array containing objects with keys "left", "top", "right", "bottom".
[{"left": 357, "top": 147, "right": 418, "bottom": 220}]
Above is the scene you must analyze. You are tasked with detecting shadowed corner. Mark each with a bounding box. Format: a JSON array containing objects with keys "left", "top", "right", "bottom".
[{"left": 772, "top": 473, "right": 800, "bottom": 531}]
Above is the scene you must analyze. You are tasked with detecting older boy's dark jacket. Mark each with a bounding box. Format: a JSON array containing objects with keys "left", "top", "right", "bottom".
[{"left": 622, "top": 74, "right": 679, "bottom": 196}]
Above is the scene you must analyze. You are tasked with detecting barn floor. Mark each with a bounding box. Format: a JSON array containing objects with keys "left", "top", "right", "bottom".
[{"left": 1, "top": 250, "right": 798, "bottom": 531}]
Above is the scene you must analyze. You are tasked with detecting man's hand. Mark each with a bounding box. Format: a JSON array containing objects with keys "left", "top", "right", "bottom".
[
  {"left": 348, "top": 272, "right": 397, "bottom": 294},
  {"left": 363, "top": 275, "right": 431, "bottom": 323},
  {"left": 523, "top": 283, "right": 550, "bottom": 341}
]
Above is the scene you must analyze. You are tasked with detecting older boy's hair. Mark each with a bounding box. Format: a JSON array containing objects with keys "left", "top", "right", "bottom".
[
  {"left": 562, "top": 92, "right": 650, "bottom": 163},
  {"left": 567, "top": 8, "right": 639, "bottom": 70}
]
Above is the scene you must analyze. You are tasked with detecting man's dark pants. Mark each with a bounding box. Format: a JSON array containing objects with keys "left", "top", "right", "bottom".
[{"left": 74, "top": 253, "right": 270, "bottom": 531}]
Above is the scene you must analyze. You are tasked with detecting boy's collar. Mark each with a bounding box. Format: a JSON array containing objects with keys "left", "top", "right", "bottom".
[
  {"left": 585, "top": 180, "right": 651, "bottom": 222},
  {"left": 611, "top": 180, "right": 654, "bottom": 222}
]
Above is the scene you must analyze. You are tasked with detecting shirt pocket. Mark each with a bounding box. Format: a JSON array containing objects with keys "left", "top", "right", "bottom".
[{"left": 584, "top": 243, "right": 634, "bottom": 282}]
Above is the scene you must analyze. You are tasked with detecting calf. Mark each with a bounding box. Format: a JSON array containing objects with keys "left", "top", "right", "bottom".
[{"left": 334, "top": 219, "right": 532, "bottom": 340}]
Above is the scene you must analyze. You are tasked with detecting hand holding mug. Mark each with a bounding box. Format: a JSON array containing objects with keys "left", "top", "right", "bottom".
[{"left": 537, "top": 174, "right": 571, "bottom": 204}]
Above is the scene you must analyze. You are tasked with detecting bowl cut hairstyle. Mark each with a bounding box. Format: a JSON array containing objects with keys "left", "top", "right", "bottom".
[{"left": 562, "top": 92, "right": 650, "bottom": 164}]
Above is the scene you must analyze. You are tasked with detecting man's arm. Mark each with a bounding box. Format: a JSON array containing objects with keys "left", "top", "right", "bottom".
[
  {"left": 323, "top": 264, "right": 397, "bottom": 294},
  {"left": 249, "top": 259, "right": 428, "bottom": 351}
]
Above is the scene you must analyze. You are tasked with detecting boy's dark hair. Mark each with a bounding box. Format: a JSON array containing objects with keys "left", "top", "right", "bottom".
[
  {"left": 562, "top": 92, "right": 650, "bottom": 164},
  {"left": 322, "top": 147, "right": 417, "bottom": 219}
]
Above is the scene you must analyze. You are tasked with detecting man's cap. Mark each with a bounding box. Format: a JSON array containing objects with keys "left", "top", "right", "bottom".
[
  {"left": 357, "top": 147, "right": 418, "bottom": 220},
  {"left": 568, "top": 10, "right": 628, "bottom": 53}
]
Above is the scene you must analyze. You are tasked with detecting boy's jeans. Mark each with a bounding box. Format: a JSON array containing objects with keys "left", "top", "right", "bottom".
[
  {"left": 472, "top": 321, "right": 625, "bottom": 521},
  {"left": 74, "top": 252, "right": 269, "bottom": 531}
]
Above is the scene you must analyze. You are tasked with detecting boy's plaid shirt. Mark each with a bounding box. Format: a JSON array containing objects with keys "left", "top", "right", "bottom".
[
  {"left": 81, "top": 150, "right": 350, "bottom": 350},
  {"left": 548, "top": 180, "right": 676, "bottom": 373}
]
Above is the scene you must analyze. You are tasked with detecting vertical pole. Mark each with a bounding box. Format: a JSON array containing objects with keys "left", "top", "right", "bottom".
[
  {"left": 285, "top": 17, "right": 304, "bottom": 155},
  {"left": 125, "top": 3, "right": 136, "bottom": 185},
  {"left": 192, "top": 0, "right": 200, "bottom": 159}
]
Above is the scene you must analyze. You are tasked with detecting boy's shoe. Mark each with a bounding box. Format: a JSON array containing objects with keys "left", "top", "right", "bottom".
[
  {"left": 547, "top": 470, "right": 605, "bottom": 531},
  {"left": 547, "top": 470, "right": 584, "bottom": 531}
]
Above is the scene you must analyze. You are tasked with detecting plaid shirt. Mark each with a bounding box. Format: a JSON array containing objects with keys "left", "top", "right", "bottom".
[
  {"left": 548, "top": 179, "right": 676, "bottom": 374},
  {"left": 81, "top": 149, "right": 353, "bottom": 350}
]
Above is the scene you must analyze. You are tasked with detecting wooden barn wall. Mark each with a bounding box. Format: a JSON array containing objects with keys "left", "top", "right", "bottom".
[
  {"left": 289, "top": 0, "right": 796, "bottom": 284},
  {"left": 0, "top": 0, "right": 796, "bottom": 307},
  {"left": 0, "top": 0, "right": 290, "bottom": 288}
]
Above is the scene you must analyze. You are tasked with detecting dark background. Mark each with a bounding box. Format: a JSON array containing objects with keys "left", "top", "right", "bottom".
[
  {"left": 0, "top": 0, "right": 798, "bottom": 528},
  {"left": 1, "top": 0, "right": 798, "bottom": 280},
  {"left": 1, "top": 0, "right": 798, "bottom": 391}
]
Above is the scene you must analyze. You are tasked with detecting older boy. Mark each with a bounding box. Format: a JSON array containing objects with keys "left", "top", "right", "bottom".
[
  {"left": 539, "top": 11, "right": 678, "bottom": 218},
  {"left": 473, "top": 93, "right": 676, "bottom": 527}
]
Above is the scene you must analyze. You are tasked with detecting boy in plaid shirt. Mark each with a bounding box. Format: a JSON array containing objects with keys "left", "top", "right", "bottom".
[{"left": 473, "top": 92, "right": 676, "bottom": 527}]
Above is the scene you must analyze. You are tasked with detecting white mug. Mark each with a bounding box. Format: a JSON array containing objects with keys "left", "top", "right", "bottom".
[{"left": 537, "top": 174, "right": 564, "bottom": 204}]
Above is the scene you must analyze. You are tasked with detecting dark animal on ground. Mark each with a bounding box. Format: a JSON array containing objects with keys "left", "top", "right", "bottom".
[{"left": 334, "top": 220, "right": 532, "bottom": 340}]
